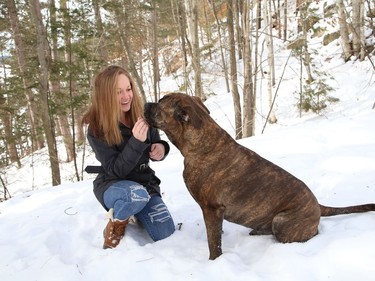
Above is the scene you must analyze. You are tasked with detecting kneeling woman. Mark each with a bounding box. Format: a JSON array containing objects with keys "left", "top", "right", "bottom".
[{"left": 82, "top": 65, "right": 175, "bottom": 249}]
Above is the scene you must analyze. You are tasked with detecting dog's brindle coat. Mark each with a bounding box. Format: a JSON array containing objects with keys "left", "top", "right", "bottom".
[{"left": 144, "top": 93, "right": 375, "bottom": 260}]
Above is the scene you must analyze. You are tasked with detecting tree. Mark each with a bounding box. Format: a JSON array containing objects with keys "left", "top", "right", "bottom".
[
  {"left": 49, "top": 0, "right": 75, "bottom": 162},
  {"left": 226, "top": 0, "right": 242, "bottom": 139},
  {"left": 0, "top": 78, "right": 21, "bottom": 167},
  {"left": 92, "top": 0, "right": 109, "bottom": 62},
  {"left": 241, "top": 0, "right": 256, "bottom": 138},
  {"left": 352, "top": 0, "right": 366, "bottom": 60},
  {"left": 185, "top": 0, "right": 204, "bottom": 99},
  {"left": 109, "top": 0, "right": 147, "bottom": 102},
  {"left": 6, "top": 0, "right": 44, "bottom": 151},
  {"left": 294, "top": 3, "right": 339, "bottom": 114},
  {"left": 151, "top": 0, "right": 161, "bottom": 101},
  {"left": 263, "top": 0, "right": 277, "bottom": 124},
  {"left": 1, "top": 0, "right": 371, "bottom": 187},
  {"left": 29, "top": 0, "right": 61, "bottom": 186},
  {"left": 299, "top": 1, "right": 314, "bottom": 83},
  {"left": 336, "top": 0, "right": 352, "bottom": 61},
  {"left": 208, "top": 0, "right": 230, "bottom": 93},
  {"left": 176, "top": 0, "right": 190, "bottom": 93}
]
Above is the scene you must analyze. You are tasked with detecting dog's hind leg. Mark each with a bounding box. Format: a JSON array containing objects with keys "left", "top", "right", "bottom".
[
  {"left": 271, "top": 206, "right": 320, "bottom": 243},
  {"left": 249, "top": 227, "right": 273, "bottom": 236}
]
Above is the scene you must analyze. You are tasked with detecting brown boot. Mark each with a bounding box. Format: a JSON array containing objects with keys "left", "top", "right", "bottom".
[{"left": 103, "top": 211, "right": 129, "bottom": 249}]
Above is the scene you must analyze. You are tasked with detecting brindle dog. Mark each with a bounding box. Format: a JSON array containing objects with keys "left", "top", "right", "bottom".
[{"left": 144, "top": 92, "right": 375, "bottom": 260}]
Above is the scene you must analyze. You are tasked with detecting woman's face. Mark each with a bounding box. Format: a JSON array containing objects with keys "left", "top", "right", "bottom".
[{"left": 117, "top": 74, "right": 133, "bottom": 113}]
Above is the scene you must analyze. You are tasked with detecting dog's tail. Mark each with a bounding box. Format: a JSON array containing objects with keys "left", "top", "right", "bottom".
[{"left": 320, "top": 204, "right": 375, "bottom": 216}]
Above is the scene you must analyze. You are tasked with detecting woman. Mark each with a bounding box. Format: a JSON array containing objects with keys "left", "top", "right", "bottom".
[{"left": 82, "top": 65, "right": 175, "bottom": 249}]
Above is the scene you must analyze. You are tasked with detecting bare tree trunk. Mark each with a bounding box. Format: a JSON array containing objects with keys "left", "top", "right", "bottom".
[
  {"left": 29, "top": 0, "right": 61, "bottom": 186},
  {"left": 208, "top": 0, "right": 230, "bottom": 93},
  {"left": 185, "top": 0, "right": 204, "bottom": 99},
  {"left": 2, "top": 114, "right": 20, "bottom": 167},
  {"left": 177, "top": 0, "right": 189, "bottom": 93},
  {"left": 151, "top": 0, "right": 161, "bottom": 101},
  {"left": 253, "top": 0, "right": 261, "bottom": 129},
  {"left": 234, "top": 0, "right": 243, "bottom": 60},
  {"left": 264, "top": 0, "right": 277, "bottom": 123},
  {"left": 92, "top": 0, "right": 109, "bottom": 62},
  {"left": 284, "top": 0, "right": 287, "bottom": 41},
  {"left": 337, "top": 0, "right": 352, "bottom": 61},
  {"left": 352, "top": 0, "right": 366, "bottom": 60},
  {"left": 274, "top": 0, "right": 280, "bottom": 37},
  {"left": 6, "top": 0, "right": 44, "bottom": 151},
  {"left": 202, "top": 1, "right": 213, "bottom": 60},
  {"left": 227, "top": 0, "right": 242, "bottom": 139},
  {"left": 359, "top": 0, "right": 366, "bottom": 60},
  {"left": 242, "top": 0, "right": 255, "bottom": 138},
  {"left": 300, "top": 2, "right": 314, "bottom": 83},
  {"left": 352, "top": 0, "right": 361, "bottom": 57}
]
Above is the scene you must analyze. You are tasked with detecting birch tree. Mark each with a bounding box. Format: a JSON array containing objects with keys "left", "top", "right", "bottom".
[
  {"left": 337, "top": 0, "right": 352, "bottom": 61},
  {"left": 352, "top": 0, "right": 366, "bottom": 60},
  {"left": 263, "top": 0, "right": 277, "bottom": 123}
]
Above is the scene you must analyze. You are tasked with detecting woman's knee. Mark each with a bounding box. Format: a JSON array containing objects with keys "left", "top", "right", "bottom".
[
  {"left": 136, "top": 196, "right": 175, "bottom": 241},
  {"left": 104, "top": 181, "right": 149, "bottom": 205},
  {"left": 153, "top": 217, "right": 175, "bottom": 241},
  {"left": 104, "top": 181, "right": 150, "bottom": 219},
  {"left": 128, "top": 184, "right": 150, "bottom": 202}
]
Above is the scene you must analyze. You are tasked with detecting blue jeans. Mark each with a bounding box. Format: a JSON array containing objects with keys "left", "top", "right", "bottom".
[{"left": 103, "top": 180, "right": 175, "bottom": 241}]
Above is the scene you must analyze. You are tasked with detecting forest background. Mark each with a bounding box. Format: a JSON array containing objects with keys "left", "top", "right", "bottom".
[{"left": 0, "top": 0, "right": 374, "bottom": 196}]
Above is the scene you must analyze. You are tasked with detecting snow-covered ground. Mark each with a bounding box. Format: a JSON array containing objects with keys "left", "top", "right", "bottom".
[{"left": 1, "top": 55, "right": 374, "bottom": 280}]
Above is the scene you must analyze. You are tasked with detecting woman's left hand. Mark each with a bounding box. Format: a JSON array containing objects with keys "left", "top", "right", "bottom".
[{"left": 149, "top": 143, "right": 165, "bottom": 161}]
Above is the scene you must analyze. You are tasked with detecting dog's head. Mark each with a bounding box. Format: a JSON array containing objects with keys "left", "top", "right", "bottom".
[{"left": 144, "top": 92, "right": 210, "bottom": 142}]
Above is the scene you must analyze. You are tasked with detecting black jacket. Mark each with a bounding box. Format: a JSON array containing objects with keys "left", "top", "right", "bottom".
[{"left": 87, "top": 123, "right": 170, "bottom": 211}]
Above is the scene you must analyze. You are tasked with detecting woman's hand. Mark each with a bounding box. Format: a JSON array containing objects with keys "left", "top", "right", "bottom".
[
  {"left": 149, "top": 143, "right": 165, "bottom": 161},
  {"left": 132, "top": 118, "right": 149, "bottom": 142}
]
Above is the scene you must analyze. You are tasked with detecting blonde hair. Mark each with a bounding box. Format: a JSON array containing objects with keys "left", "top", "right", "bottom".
[{"left": 82, "top": 65, "right": 144, "bottom": 145}]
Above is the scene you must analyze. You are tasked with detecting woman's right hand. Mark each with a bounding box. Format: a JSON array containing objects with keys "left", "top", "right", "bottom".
[{"left": 132, "top": 118, "right": 149, "bottom": 142}]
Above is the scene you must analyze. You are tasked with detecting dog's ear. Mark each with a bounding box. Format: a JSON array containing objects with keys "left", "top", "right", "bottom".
[
  {"left": 174, "top": 106, "right": 190, "bottom": 123},
  {"left": 174, "top": 96, "right": 209, "bottom": 129},
  {"left": 175, "top": 106, "right": 203, "bottom": 128}
]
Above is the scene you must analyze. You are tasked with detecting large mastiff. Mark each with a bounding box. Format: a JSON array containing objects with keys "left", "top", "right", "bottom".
[{"left": 144, "top": 92, "right": 375, "bottom": 260}]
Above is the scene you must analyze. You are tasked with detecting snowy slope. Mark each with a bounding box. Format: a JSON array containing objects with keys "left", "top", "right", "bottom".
[{"left": 1, "top": 56, "right": 375, "bottom": 281}]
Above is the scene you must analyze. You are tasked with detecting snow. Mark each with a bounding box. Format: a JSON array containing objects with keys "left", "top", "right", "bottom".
[{"left": 2, "top": 9, "right": 375, "bottom": 281}]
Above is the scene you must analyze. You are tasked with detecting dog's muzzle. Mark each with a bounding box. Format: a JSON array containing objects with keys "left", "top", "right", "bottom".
[{"left": 144, "top": 102, "right": 158, "bottom": 127}]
